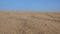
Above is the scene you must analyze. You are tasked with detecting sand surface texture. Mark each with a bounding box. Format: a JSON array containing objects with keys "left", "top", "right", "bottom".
[{"left": 0, "top": 12, "right": 60, "bottom": 34}]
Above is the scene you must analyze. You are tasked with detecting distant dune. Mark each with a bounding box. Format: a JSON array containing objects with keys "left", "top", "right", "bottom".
[{"left": 0, "top": 12, "right": 60, "bottom": 34}]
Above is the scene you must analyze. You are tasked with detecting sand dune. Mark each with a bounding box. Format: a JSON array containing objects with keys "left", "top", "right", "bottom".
[{"left": 0, "top": 12, "right": 60, "bottom": 34}]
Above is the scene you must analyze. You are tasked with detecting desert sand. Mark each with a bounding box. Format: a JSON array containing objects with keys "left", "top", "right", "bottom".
[{"left": 0, "top": 12, "right": 60, "bottom": 34}]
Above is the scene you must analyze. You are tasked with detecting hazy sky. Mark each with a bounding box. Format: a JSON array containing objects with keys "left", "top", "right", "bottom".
[{"left": 0, "top": 0, "right": 60, "bottom": 11}]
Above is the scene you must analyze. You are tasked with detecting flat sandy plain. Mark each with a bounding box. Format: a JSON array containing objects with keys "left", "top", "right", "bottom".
[{"left": 0, "top": 12, "right": 60, "bottom": 34}]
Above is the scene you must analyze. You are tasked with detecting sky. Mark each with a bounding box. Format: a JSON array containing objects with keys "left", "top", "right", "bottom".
[{"left": 0, "top": 0, "right": 60, "bottom": 11}]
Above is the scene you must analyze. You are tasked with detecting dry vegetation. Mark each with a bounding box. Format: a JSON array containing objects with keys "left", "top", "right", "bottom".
[{"left": 0, "top": 12, "right": 60, "bottom": 34}]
